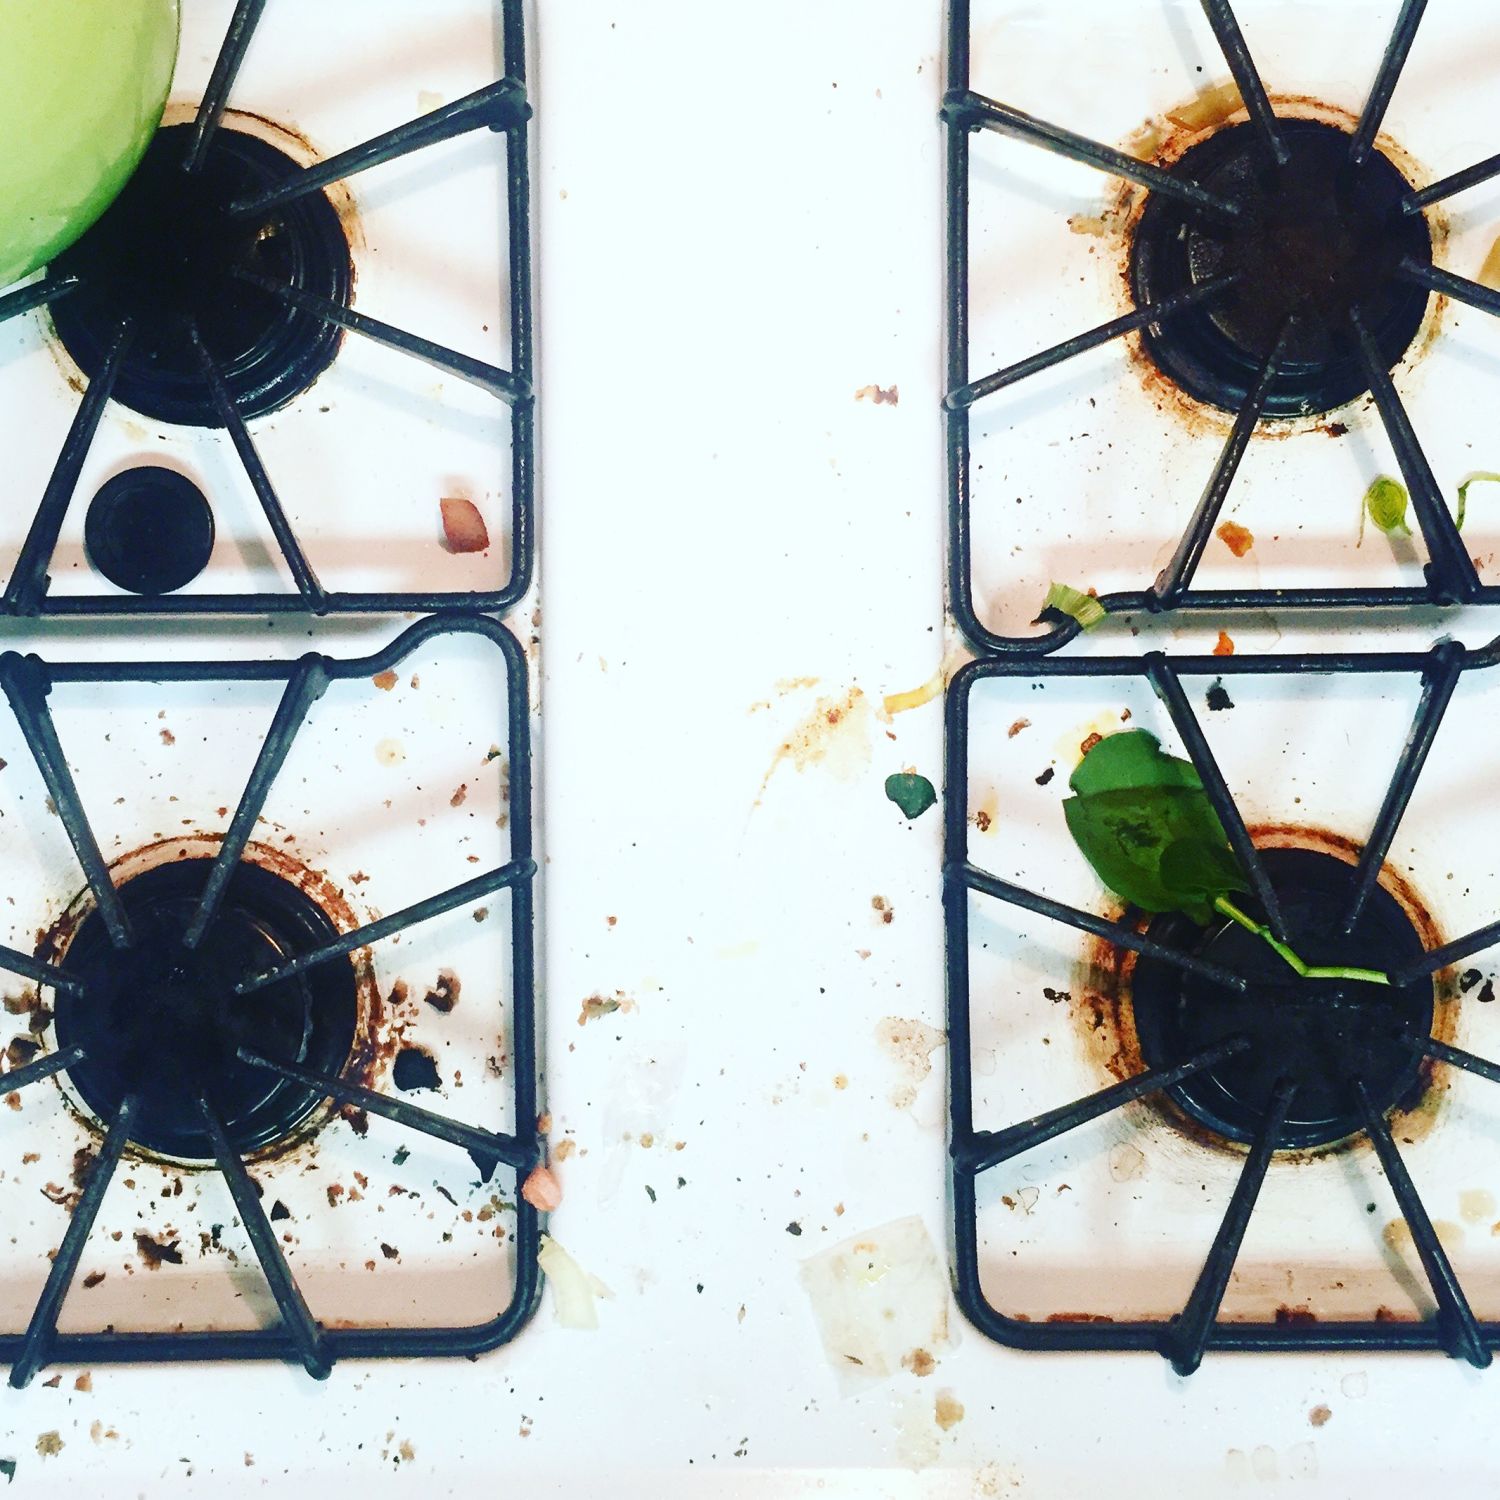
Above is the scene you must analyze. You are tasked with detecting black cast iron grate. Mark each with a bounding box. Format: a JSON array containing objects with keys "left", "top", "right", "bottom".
[
  {"left": 943, "top": 0, "right": 1500, "bottom": 655},
  {"left": 0, "top": 0, "right": 535, "bottom": 618},
  {"left": 946, "top": 638, "right": 1500, "bottom": 1371},
  {"left": 0, "top": 613, "right": 538, "bottom": 1386}
]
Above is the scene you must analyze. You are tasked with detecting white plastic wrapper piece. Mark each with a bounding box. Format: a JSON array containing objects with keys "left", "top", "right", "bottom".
[{"left": 798, "top": 1216, "right": 957, "bottom": 1394}]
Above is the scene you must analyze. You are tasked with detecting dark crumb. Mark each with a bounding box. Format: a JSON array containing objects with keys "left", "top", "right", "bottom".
[
  {"left": 1079, "top": 732, "right": 1102, "bottom": 755},
  {"left": 269, "top": 1200, "right": 291, "bottom": 1222},
  {"left": 393, "top": 1046, "right": 441, "bottom": 1092},
  {"left": 1044, "top": 1312, "right": 1114, "bottom": 1324},
  {"left": 974, "top": 809, "right": 991, "bottom": 832},
  {"left": 1042, "top": 988, "right": 1070, "bottom": 1003},
  {"left": 433, "top": 1183, "right": 457, "bottom": 1206},
  {"left": 82, "top": 1270, "right": 105, "bottom": 1288},
  {"left": 1324, "top": 422, "right": 1348, "bottom": 438},
  {"left": 133, "top": 1231, "right": 182, "bottom": 1269},
  {"left": 645, "top": 1184, "right": 656, "bottom": 1203},
  {"left": 785, "top": 1221, "right": 802, "bottom": 1236},
  {"left": 1205, "top": 681, "right": 1235, "bottom": 712},
  {"left": 1481, "top": 980, "right": 1496, "bottom": 1005},
  {"left": 393, "top": 1146, "right": 410, "bottom": 1166},
  {"left": 327, "top": 1184, "right": 345, "bottom": 1207},
  {"left": 343, "top": 1107, "right": 370, "bottom": 1136},
  {"left": 380, "top": 1243, "right": 400, "bottom": 1260},
  {"left": 472, "top": 907, "right": 488, "bottom": 923},
  {"left": 5, "top": 1036, "right": 38, "bottom": 1067},
  {"left": 1460, "top": 968, "right": 1484, "bottom": 992},
  {"left": 1035, "top": 767, "right": 1055, "bottom": 786},
  {"left": 423, "top": 970, "right": 461, "bottom": 1013},
  {"left": 1275, "top": 1304, "right": 1316, "bottom": 1325},
  {"left": 450, "top": 784, "right": 468, "bottom": 808}
]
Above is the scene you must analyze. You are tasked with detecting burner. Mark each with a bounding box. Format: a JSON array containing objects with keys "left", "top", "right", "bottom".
[
  {"left": 1130, "top": 848, "right": 1434, "bottom": 1149},
  {"left": 1130, "top": 119, "right": 1434, "bottom": 416},
  {"left": 49, "top": 124, "right": 353, "bottom": 428},
  {"left": 84, "top": 468, "right": 216, "bottom": 595},
  {"left": 52, "top": 859, "right": 358, "bottom": 1160}
]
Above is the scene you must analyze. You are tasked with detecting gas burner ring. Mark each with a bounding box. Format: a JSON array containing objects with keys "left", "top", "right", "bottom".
[
  {"left": 1129, "top": 117, "right": 1434, "bottom": 417},
  {"left": 42, "top": 842, "right": 374, "bottom": 1162},
  {"left": 48, "top": 119, "right": 354, "bottom": 429},
  {"left": 1129, "top": 846, "right": 1439, "bottom": 1150}
]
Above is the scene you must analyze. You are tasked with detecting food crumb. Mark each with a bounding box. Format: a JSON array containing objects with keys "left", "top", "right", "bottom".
[
  {"left": 439, "top": 496, "right": 489, "bottom": 553},
  {"left": 1007, "top": 718, "right": 1030, "bottom": 738},
  {"left": 1309, "top": 1404, "right": 1332, "bottom": 1427},
  {"left": 35, "top": 1432, "right": 62, "bottom": 1457},
  {"left": 1216, "top": 520, "right": 1254, "bottom": 557},
  {"left": 1212, "top": 630, "right": 1235, "bottom": 657},
  {"left": 854, "top": 384, "right": 899, "bottom": 406},
  {"left": 449, "top": 783, "right": 468, "bottom": 808},
  {"left": 903, "top": 1348, "right": 936, "bottom": 1377},
  {"left": 372, "top": 671, "right": 398, "bottom": 691},
  {"left": 73, "top": 1372, "right": 91, "bottom": 1392},
  {"left": 424, "top": 970, "right": 461, "bottom": 1013},
  {"left": 159, "top": 728, "right": 175, "bottom": 745},
  {"left": 521, "top": 1164, "right": 562, "bottom": 1212}
]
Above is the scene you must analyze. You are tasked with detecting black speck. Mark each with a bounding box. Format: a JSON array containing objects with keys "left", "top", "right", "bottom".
[
  {"left": 1035, "top": 767, "right": 1055, "bottom": 786},
  {"left": 433, "top": 1182, "right": 457, "bottom": 1206},
  {"left": 393, "top": 1046, "right": 441, "bottom": 1092},
  {"left": 380, "top": 1242, "right": 399, "bottom": 1260},
  {"left": 269, "top": 1200, "right": 290, "bottom": 1222},
  {"left": 1460, "top": 968, "right": 1484, "bottom": 992},
  {"left": 785, "top": 1221, "right": 802, "bottom": 1236},
  {"left": 0, "top": 1458, "right": 13, "bottom": 1484},
  {"left": 1366, "top": 1203, "right": 1377, "bottom": 1213},
  {"left": 1206, "top": 681, "right": 1234, "bottom": 712},
  {"left": 645, "top": 1184, "right": 657, "bottom": 1203},
  {"left": 393, "top": 1146, "right": 410, "bottom": 1166},
  {"left": 1480, "top": 979, "right": 1495, "bottom": 1004},
  {"left": 1042, "top": 987, "right": 1070, "bottom": 1003},
  {"left": 677, "top": 1176, "right": 686, "bottom": 1188},
  {"left": 696, "top": 1282, "right": 704, "bottom": 1293}
]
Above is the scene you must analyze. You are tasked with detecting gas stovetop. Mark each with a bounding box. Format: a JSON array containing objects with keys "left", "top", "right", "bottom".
[
  {"left": 0, "top": 0, "right": 539, "bottom": 1387},
  {"left": 944, "top": 0, "right": 1500, "bottom": 1372}
]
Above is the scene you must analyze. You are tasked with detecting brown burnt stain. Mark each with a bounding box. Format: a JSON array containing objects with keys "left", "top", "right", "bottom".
[
  {"left": 1275, "top": 1304, "right": 1317, "bottom": 1325},
  {"left": 1044, "top": 1312, "right": 1115, "bottom": 1324},
  {"left": 1081, "top": 91, "right": 1450, "bottom": 439},
  {"left": 1075, "top": 823, "right": 1457, "bottom": 1159},
  {"left": 34, "top": 833, "right": 387, "bottom": 1172}
]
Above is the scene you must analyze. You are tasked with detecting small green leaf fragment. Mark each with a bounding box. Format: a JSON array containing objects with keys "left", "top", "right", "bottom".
[
  {"left": 884, "top": 771, "right": 937, "bottom": 820},
  {"left": 1364, "top": 476, "right": 1411, "bottom": 537},
  {"left": 1457, "top": 471, "right": 1500, "bottom": 532},
  {"left": 1040, "top": 582, "right": 1106, "bottom": 630}
]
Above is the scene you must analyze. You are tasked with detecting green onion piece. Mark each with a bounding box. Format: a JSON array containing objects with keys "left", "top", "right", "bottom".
[
  {"left": 1457, "top": 472, "right": 1500, "bottom": 532},
  {"left": 1364, "top": 476, "right": 1411, "bottom": 537},
  {"left": 1041, "top": 582, "right": 1105, "bottom": 630}
]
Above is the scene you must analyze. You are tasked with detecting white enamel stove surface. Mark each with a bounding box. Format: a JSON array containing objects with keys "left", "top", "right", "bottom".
[{"left": 2, "top": 3, "right": 1499, "bottom": 1499}]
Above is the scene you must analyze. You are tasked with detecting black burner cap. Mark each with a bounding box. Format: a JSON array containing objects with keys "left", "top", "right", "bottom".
[
  {"left": 52, "top": 858, "right": 358, "bottom": 1160},
  {"left": 85, "top": 467, "right": 216, "bottom": 596},
  {"left": 1131, "top": 847, "right": 1434, "bottom": 1149},
  {"left": 1130, "top": 118, "right": 1434, "bottom": 416}
]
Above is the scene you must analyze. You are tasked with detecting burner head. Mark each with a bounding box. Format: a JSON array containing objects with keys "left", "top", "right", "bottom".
[
  {"left": 1129, "top": 118, "right": 1433, "bottom": 416},
  {"left": 1131, "top": 848, "right": 1434, "bottom": 1149},
  {"left": 84, "top": 467, "right": 215, "bottom": 595},
  {"left": 49, "top": 123, "right": 353, "bottom": 429},
  {"left": 51, "top": 859, "right": 358, "bottom": 1160}
]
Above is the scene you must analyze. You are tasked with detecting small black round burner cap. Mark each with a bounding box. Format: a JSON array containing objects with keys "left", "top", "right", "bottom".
[
  {"left": 1130, "top": 118, "right": 1434, "bottom": 416},
  {"left": 85, "top": 467, "right": 215, "bottom": 595},
  {"left": 1131, "top": 848, "right": 1434, "bottom": 1150},
  {"left": 50, "top": 123, "right": 352, "bottom": 429},
  {"left": 52, "top": 859, "right": 358, "bottom": 1160}
]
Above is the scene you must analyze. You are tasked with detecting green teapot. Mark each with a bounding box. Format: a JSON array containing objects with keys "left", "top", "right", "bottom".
[{"left": 0, "top": 0, "right": 180, "bottom": 290}]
